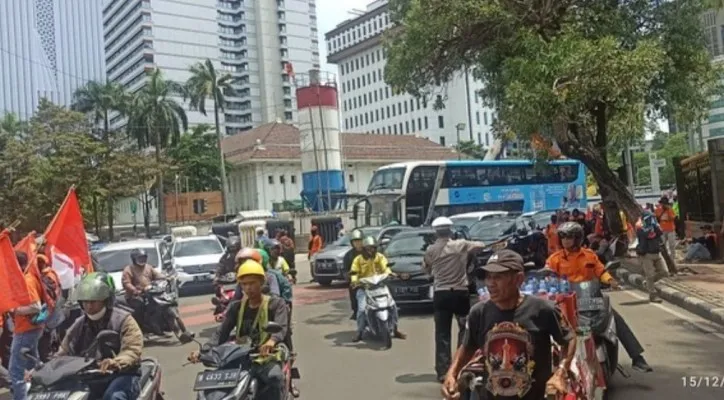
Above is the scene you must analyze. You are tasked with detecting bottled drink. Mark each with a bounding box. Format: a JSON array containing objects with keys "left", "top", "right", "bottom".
[
  {"left": 522, "top": 281, "right": 535, "bottom": 295},
  {"left": 537, "top": 281, "right": 548, "bottom": 296}
]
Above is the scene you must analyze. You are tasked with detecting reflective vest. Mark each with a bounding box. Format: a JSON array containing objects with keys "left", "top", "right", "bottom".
[{"left": 235, "top": 295, "right": 270, "bottom": 346}]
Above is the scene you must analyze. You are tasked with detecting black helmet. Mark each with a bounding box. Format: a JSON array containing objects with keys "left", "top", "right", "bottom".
[
  {"left": 227, "top": 236, "right": 241, "bottom": 252},
  {"left": 130, "top": 248, "right": 148, "bottom": 265},
  {"left": 557, "top": 221, "right": 584, "bottom": 238}
]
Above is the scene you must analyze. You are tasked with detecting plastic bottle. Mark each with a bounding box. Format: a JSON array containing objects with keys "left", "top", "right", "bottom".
[
  {"left": 559, "top": 275, "right": 571, "bottom": 294},
  {"left": 537, "top": 281, "right": 548, "bottom": 296},
  {"left": 548, "top": 277, "right": 559, "bottom": 292},
  {"left": 522, "top": 281, "right": 534, "bottom": 295},
  {"left": 548, "top": 285, "right": 559, "bottom": 301}
]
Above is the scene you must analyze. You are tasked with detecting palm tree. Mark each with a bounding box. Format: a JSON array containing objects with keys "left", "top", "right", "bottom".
[
  {"left": 185, "top": 59, "right": 233, "bottom": 214},
  {"left": 72, "top": 81, "right": 129, "bottom": 240},
  {"left": 127, "top": 68, "right": 188, "bottom": 234}
]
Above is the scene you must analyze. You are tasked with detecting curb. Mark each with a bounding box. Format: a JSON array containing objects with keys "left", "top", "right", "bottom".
[{"left": 614, "top": 268, "right": 724, "bottom": 326}]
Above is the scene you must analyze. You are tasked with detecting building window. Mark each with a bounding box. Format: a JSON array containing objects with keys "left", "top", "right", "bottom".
[
  {"left": 280, "top": 175, "right": 285, "bottom": 184},
  {"left": 393, "top": 125, "right": 398, "bottom": 134},
  {"left": 438, "top": 115, "right": 444, "bottom": 128},
  {"left": 478, "top": 133, "right": 482, "bottom": 144},
  {"left": 424, "top": 116, "right": 429, "bottom": 129},
  {"left": 284, "top": 111, "right": 293, "bottom": 120},
  {"left": 403, "top": 102, "right": 408, "bottom": 113},
  {"left": 405, "top": 121, "right": 410, "bottom": 133},
  {"left": 484, "top": 112, "right": 488, "bottom": 125},
  {"left": 291, "top": 175, "right": 297, "bottom": 184},
  {"left": 440, "top": 136, "right": 446, "bottom": 146},
  {"left": 349, "top": 174, "right": 355, "bottom": 182},
  {"left": 476, "top": 111, "right": 480, "bottom": 125},
  {"left": 268, "top": 176, "right": 274, "bottom": 184},
  {"left": 412, "top": 119, "right": 416, "bottom": 131}
]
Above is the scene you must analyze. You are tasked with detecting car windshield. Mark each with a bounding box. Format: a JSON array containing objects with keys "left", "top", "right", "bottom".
[
  {"left": 172, "top": 238, "right": 223, "bottom": 257},
  {"left": 94, "top": 247, "right": 159, "bottom": 272},
  {"left": 335, "top": 228, "right": 382, "bottom": 246},
  {"left": 469, "top": 218, "right": 517, "bottom": 242},
  {"left": 385, "top": 233, "right": 435, "bottom": 257}
]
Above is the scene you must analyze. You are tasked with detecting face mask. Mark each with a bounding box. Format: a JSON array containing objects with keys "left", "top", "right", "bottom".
[{"left": 86, "top": 307, "right": 107, "bottom": 321}]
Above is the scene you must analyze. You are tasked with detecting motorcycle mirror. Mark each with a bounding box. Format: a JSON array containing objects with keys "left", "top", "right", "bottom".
[
  {"left": 288, "top": 269, "right": 298, "bottom": 277},
  {"left": 605, "top": 260, "right": 621, "bottom": 271},
  {"left": 21, "top": 347, "right": 38, "bottom": 363},
  {"left": 523, "top": 261, "right": 536, "bottom": 269},
  {"left": 96, "top": 330, "right": 121, "bottom": 353},
  {"left": 387, "top": 261, "right": 396, "bottom": 268},
  {"left": 264, "top": 322, "right": 283, "bottom": 334},
  {"left": 379, "top": 238, "right": 391, "bottom": 246}
]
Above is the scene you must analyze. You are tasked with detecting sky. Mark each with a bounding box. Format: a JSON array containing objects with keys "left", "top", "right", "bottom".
[{"left": 315, "top": 0, "right": 371, "bottom": 75}]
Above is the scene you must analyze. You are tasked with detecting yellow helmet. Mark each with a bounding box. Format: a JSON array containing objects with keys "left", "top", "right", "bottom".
[{"left": 237, "top": 259, "right": 266, "bottom": 281}]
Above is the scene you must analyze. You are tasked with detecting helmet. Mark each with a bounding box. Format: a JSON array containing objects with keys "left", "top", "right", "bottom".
[
  {"left": 130, "top": 248, "right": 147, "bottom": 264},
  {"left": 265, "top": 239, "right": 281, "bottom": 250},
  {"left": 235, "top": 247, "right": 262, "bottom": 264},
  {"left": 255, "top": 226, "right": 266, "bottom": 234},
  {"left": 362, "top": 236, "right": 377, "bottom": 248},
  {"left": 76, "top": 272, "right": 115, "bottom": 302},
  {"left": 557, "top": 221, "right": 584, "bottom": 239},
  {"left": 350, "top": 229, "right": 364, "bottom": 241},
  {"left": 257, "top": 248, "right": 270, "bottom": 269},
  {"left": 237, "top": 260, "right": 266, "bottom": 281},
  {"left": 226, "top": 236, "right": 241, "bottom": 252},
  {"left": 431, "top": 217, "right": 454, "bottom": 229}
]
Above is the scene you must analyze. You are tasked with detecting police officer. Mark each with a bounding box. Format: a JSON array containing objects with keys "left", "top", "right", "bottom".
[
  {"left": 342, "top": 229, "right": 365, "bottom": 320},
  {"left": 422, "top": 217, "right": 485, "bottom": 382}
]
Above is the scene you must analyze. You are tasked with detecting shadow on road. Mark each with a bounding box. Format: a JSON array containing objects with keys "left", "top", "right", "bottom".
[
  {"left": 322, "top": 330, "right": 394, "bottom": 351},
  {"left": 395, "top": 373, "right": 439, "bottom": 384},
  {"left": 617, "top": 299, "right": 651, "bottom": 307},
  {"left": 198, "top": 325, "right": 218, "bottom": 339}
]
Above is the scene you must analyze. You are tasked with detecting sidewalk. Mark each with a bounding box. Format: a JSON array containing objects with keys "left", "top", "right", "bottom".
[{"left": 615, "top": 257, "right": 724, "bottom": 326}]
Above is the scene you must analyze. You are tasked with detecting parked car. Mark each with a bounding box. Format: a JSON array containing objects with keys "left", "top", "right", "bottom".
[
  {"left": 383, "top": 229, "right": 437, "bottom": 308},
  {"left": 92, "top": 239, "right": 174, "bottom": 294},
  {"left": 311, "top": 225, "right": 413, "bottom": 286},
  {"left": 448, "top": 211, "right": 509, "bottom": 229},
  {"left": 171, "top": 235, "right": 226, "bottom": 292}
]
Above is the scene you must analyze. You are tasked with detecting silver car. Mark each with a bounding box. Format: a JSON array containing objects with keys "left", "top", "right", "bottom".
[{"left": 310, "top": 226, "right": 412, "bottom": 286}]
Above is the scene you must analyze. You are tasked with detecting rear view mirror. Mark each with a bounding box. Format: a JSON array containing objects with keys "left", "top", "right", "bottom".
[
  {"left": 264, "top": 322, "right": 283, "bottom": 334},
  {"left": 380, "top": 238, "right": 391, "bottom": 246},
  {"left": 605, "top": 261, "right": 621, "bottom": 271},
  {"left": 288, "top": 269, "right": 298, "bottom": 277}
]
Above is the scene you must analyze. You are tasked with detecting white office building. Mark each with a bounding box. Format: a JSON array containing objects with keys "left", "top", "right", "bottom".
[
  {"left": 690, "top": 10, "right": 724, "bottom": 151},
  {"left": 324, "top": 0, "right": 495, "bottom": 147},
  {"left": 0, "top": 0, "right": 106, "bottom": 119},
  {"left": 103, "top": 0, "right": 320, "bottom": 134}
]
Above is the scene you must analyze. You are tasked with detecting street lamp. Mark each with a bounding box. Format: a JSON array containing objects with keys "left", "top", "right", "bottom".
[{"left": 455, "top": 123, "right": 466, "bottom": 160}]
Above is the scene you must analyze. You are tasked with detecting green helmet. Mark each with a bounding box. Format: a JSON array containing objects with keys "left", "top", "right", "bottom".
[
  {"left": 350, "top": 229, "right": 364, "bottom": 241},
  {"left": 258, "top": 248, "right": 270, "bottom": 269},
  {"left": 76, "top": 272, "right": 115, "bottom": 302},
  {"left": 362, "top": 236, "right": 377, "bottom": 248}
]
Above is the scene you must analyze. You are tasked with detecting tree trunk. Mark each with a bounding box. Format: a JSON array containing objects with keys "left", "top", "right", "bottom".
[
  {"left": 104, "top": 112, "right": 114, "bottom": 241},
  {"left": 143, "top": 193, "right": 152, "bottom": 238},
  {"left": 214, "top": 101, "right": 229, "bottom": 214}
]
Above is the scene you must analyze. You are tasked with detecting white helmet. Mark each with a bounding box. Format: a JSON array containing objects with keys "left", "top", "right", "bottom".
[{"left": 431, "top": 216, "right": 454, "bottom": 229}]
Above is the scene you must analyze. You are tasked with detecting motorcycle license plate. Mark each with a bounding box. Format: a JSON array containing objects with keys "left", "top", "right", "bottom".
[
  {"left": 194, "top": 369, "right": 242, "bottom": 390},
  {"left": 28, "top": 392, "right": 72, "bottom": 400},
  {"left": 577, "top": 297, "right": 605, "bottom": 311}
]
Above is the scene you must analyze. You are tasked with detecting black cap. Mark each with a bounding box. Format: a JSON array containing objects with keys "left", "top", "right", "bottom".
[{"left": 482, "top": 250, "right": 524, "bottom": 273}]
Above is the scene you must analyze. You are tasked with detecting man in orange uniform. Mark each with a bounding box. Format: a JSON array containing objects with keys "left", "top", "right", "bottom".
[
  {"left": 545, "top": 214, "right": 561, "bottom": 254},
  {"left": 8, "top": 252, "right": 44, "bottom": 400},
  {"left": 545, "top": 222, "right": 653, "bottom": 373},
  {"left": 307, "top": 225, "right": 323, "bottom": 259},
  {"left": 655, "top": 197, "right": 677, "bottom": 265}
]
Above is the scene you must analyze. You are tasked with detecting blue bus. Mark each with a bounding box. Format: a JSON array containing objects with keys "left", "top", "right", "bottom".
[{"left": 353, "top": 160, "right": 587, "bottom": 226}]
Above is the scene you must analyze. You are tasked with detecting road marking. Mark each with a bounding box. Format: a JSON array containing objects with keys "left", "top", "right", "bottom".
[{"left": 619, "top": 289, "right": 724, "bottom": 341}]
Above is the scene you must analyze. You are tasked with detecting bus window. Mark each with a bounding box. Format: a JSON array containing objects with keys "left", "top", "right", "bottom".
[
  {"left": 407, "top": 166, "right": 438, "bottom": 191},
  {"left": 369, "top": 167, "right": 405, "bottom": 190}
]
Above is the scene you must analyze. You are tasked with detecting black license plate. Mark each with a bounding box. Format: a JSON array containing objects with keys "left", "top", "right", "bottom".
[
  {"left": 316, "top": 262, "right": 337, "bottom": 272},
  {"left": 28, "top": 392, "right": 72, "bottom": 400},
  {"left": 193, "top": 369, "right": 242, "bottom": 391},
  {"left": 394, "top": 286, "right": 419, "bottom": 296}
]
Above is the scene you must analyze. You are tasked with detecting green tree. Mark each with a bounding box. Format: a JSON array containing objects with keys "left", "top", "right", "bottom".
[
  {"left": 455, "top": 140, "right": 487, "bottom": 159},
  {"left": 72, "top": 80, "right": 129, "bottom": 239},
  {"left": 384, "top": 0, "right": 719, "bottom": 222},
  {"left": 185, "top": 59, "right": 234, "bottom": 213},
  {"left": 167, "top": 124, "right": 223, "bottom": 191},
  {"left": 127, "top": 68, "right": 188, "bottom": 233}
]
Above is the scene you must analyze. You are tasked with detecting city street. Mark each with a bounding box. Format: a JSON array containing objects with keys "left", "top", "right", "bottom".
[
  {"left": 3, "top": 259, "right": 724, "bottom": 399},
  {"left": 147, "top": 259, "right": 724, "bottom": 399}
]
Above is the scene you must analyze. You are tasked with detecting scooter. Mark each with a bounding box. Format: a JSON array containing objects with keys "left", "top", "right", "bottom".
[
  {"left": 24, "top": 330, "right": 165, "bottom": 400},
  {"left": 570, "top": 261, "right": 624, "bottom": 395},
  {"left": 116, "top": 279, "right": 194, "bottom": 343},
  {"left": 359, "top": 273, "right": 396, "bottom": 349},
  {"left": 190, "top": 322, "right": 299, "bottom": 400},
  {"left": 211, "top": 273, "right": 238, "bottom": 323}
]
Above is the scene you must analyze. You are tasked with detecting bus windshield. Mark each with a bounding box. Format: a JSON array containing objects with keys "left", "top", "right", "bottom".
[
  {"left": 368, "top": 167, "right": 405, "bottom": 191},
  {"left": 355, "top": 194, "right": 401, "bottom": 226}
]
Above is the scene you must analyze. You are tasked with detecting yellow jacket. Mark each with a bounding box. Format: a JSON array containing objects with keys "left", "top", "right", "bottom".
[{"left": 350, "top": 253, "right": 391, "bottom": 285}]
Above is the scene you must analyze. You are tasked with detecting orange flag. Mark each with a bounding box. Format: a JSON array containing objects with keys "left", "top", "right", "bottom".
[
  {"left": 0, "top": 230, "right": 31, "bottom": 314},
  {"left": 14, "top": 231, "right": 37, "bottom": 255},
  {"left": 44, "top": 187, "right": 93, "bottom": 289}
]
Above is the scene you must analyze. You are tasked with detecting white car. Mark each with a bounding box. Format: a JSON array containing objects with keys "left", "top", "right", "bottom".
[
  {"left": 449, "top": 211, "right": 509, "bottom": 228},
  {"left": 92, "top": 239, "right": 171, "bottom": 294},
  {"left": 171, "top": 235, "right": 225, "bottom": 289}
]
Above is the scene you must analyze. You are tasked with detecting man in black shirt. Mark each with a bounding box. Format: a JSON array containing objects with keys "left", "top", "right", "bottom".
[{"left": 442, "top": 250, "right": 576, "bottom": 400}]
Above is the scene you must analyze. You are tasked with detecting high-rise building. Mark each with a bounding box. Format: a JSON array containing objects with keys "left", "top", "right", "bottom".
[
  {"left": 103, "top": 0, "right": 320, "bottom": 134},
  {"left": 0, "top": 0, "right": 106, "bottom": 119},
  {"left": 324, "top": 0, "right": 495, "bottom": 147},
  {"left": 696, "top": 9, "right": 724, "bottom": 152}
]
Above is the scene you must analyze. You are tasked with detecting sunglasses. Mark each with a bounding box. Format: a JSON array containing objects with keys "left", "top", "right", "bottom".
[{"left": 558, "top": 232, "right": 576, "bottom": 239}]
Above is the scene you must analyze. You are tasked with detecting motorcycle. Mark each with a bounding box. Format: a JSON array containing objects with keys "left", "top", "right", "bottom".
[
  {"left": 358, "top": 273, "right": 396, "bottom": 349},
  {"left": 571, "top": 261, "right": 624, "bottom": 395},
  {"left": 116, "top": 279, "right": 194, "bottom": 344},
  {"left": 190, "top": 322, "right": 299, "bottom": 400},
  {"left": 212, "top": 273, "right": 238, "bottom": 323},
  {"left": 23, "top": 329, "right": 165, "bottom": 400}
]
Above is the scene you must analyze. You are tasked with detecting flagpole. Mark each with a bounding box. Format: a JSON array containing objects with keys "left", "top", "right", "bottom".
[{"left": 0, "top": 220, "right": 21, "bottom": 238}]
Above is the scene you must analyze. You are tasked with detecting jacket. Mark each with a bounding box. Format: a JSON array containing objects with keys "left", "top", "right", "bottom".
[
  {"left": 636, "top": 226, "right": 663, "bottom": 255},
  {"left": 350, "top": 253, "right": 391, "bottom": 285},
  {"left": 216, "top": 252, "right": 237, "bottom": 277}
]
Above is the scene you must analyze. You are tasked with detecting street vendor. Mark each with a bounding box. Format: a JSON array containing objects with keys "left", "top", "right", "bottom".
[
  {"left": 545, "top": 222, "right": 653, "bottom": 373},
  {"left": 442, "top": 250, "right": 576, "bottom": 400}
]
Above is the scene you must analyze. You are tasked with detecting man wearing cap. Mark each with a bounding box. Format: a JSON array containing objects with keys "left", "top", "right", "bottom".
[
  {"left": 423, "top": 216, "right": 486, "bottom": 382},
  {"left": 442, "top": 250, "right": 576, "bottom": 400}
]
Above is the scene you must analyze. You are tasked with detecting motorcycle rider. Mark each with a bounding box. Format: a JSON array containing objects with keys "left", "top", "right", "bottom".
[
  {"left": 343, "top": 229, "right": 365, "bottom": 320},
  {"left": 255, "top": 227, "right": 269, "bottom": 248},
  {"left": 264, "top": 239, "right": 295, "bottom": 283},
  {"left": 50, "top": 272, "right": 143, "bottom": 399},
  {"left": 545, "top": 221, "right": 653, "bottom": 373},
  {"left": 188, "top": 261, "right": 289, "bottom": 400},
  {"left": 215, "top": 235, "right": 242, "bottom": 282},
  {"left": 350, "top": 236, "right": 406, "bottom": 346},
  {"left": 121, "top": 249, "right": 194, "bottom": 343}
]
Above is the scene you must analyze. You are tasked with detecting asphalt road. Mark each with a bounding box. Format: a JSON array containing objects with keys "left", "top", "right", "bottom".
[{"left": 5, "top": 259, "right": 724, "bottom": 399}]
